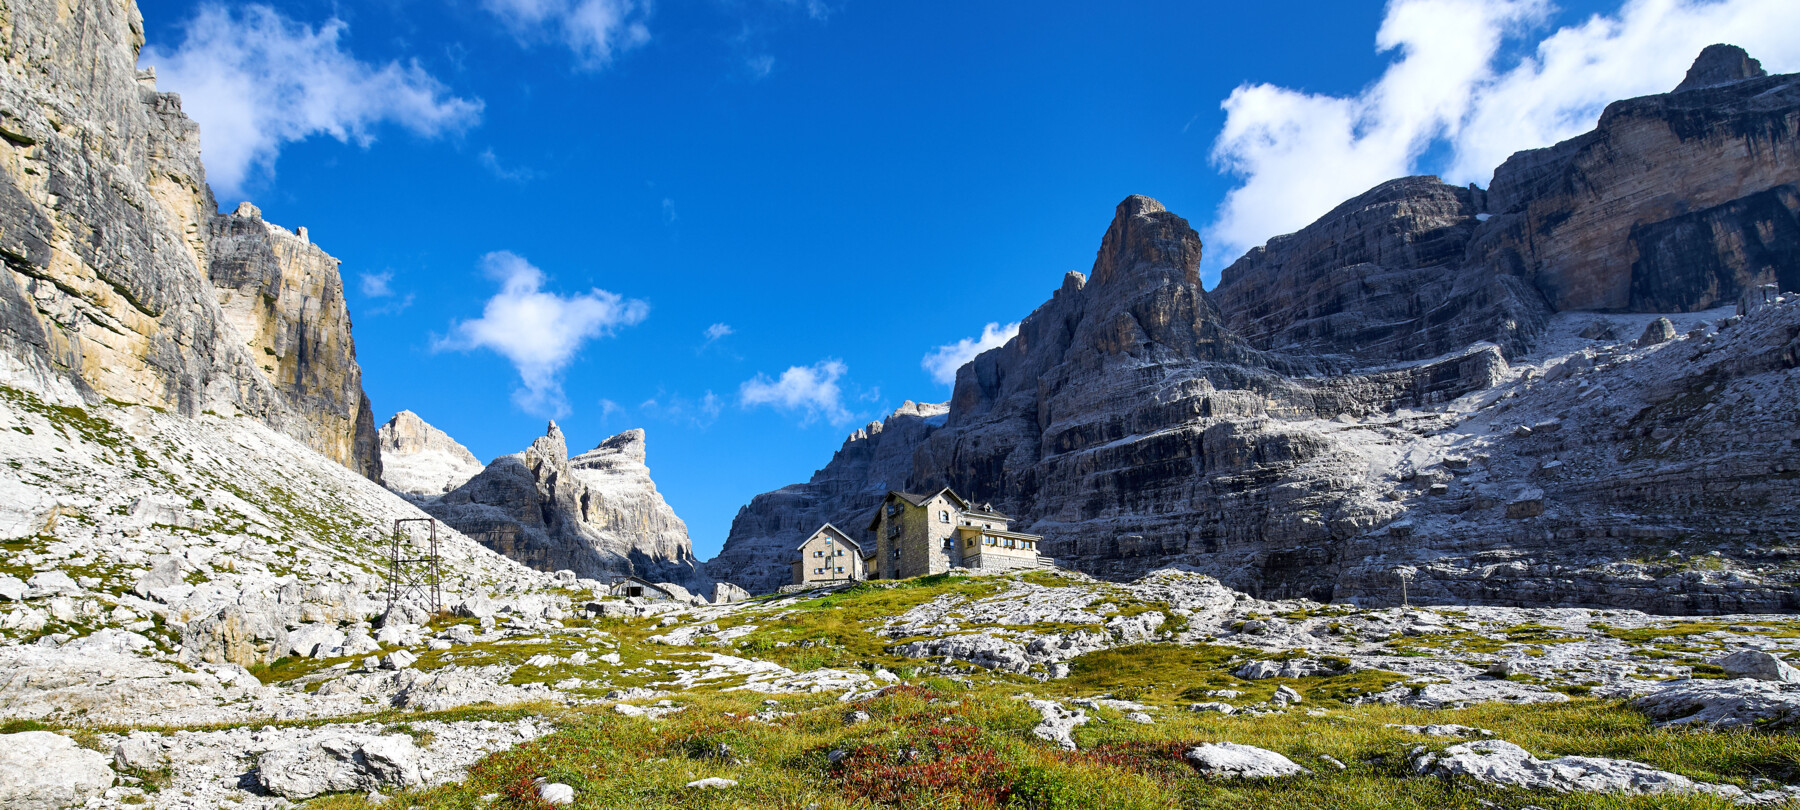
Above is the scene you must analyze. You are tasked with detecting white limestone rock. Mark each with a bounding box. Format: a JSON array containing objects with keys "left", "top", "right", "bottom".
[
  {"left": 1183, "top": 743, "right": 1310, "bottom": 779},
  {"left": 378, "top": 411, "right": 485, "bottom": 498},
  {"left": 1413, "top": 739, "right": 1743, "bottom": 799},
  {"left": 1026, "top": 699, "right": 1087, "bottom": 751},
  {"left": 256, "top": 733, "right": 423, "bottom": 799},
  {"left": 1633, "top": 678, "right": 1800, "bottom": 729},
  {"left": 0, "top": 731, "right": 114, "bottom": 810},
  {"left": 1717, "top": 650, "right": 1800, "bottom": 683}
]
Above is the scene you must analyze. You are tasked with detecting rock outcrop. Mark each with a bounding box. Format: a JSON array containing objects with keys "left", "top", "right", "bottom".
[
  {"left": 426, "top": 423, "right": 706, "bottom": 588},
  {"left": 0, "top": 0, "right": 381, "bottom": 478},
  {"left": 1214, "top": 177, "right": 1549, "bottom": 363},
  {"left": 1470, "top": 45, "right": 1799, "bottom": 314},
  {"left": 706, "top": 400, "right": 947, "bottom": 594},
  {"left": 378, "top": 410, "right": 485, "bottom": 498},
  {"left": 721, "top": 48, "right": 1800, "bottom": 611}
]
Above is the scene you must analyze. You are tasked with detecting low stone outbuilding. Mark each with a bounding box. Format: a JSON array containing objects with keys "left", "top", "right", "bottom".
[{"left": 607, "top": 576, "right": 678, "bottom": 601}]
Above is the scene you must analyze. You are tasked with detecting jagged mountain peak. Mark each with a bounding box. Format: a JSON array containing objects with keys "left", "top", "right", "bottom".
[
  {"left": 1675, "top": 43, "right": 1766, "bottom": 92},
  {"left": 575, "top": 428, "right": 650, "bottom": 468},
  {"left": 377, "top": 410, "right": 483, "bottom": 498},
  {"left": 1089, "top": 194, "right": 1203, "bottom": 288}
]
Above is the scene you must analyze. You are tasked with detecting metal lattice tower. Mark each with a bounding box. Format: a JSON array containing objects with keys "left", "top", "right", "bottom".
[{"left": 385, "top": 517, "right": 443, "bottom": 619}]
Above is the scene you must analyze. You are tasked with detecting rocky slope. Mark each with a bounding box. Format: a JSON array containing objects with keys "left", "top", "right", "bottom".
[
  {"left": 0, "top": 0, "right": 381, "bottom": 479},
  {"left": 425, "top": 422, "right": 707, "bottom": 589},
  {"left": 707, "top": 400, "right": 947, "bottom": 594},
  {"left": 725, "top": 47, "right": 1800, "bottom": 610},
  {"left": 377, "top": 410, "right": 485, "bottom": 498}
]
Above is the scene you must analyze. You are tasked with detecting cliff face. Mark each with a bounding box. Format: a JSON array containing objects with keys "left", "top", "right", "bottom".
[
  {"left": 706, "top": 400, "right": 948, "bottom": 594},
  {"left": 721, "top": 48, "right": 1800, "bottom": 611},
  {"left": 1214, "top": 177, "right": 1550, "bottom": 363},
  {"left": 1471, "top": 44, "right": 1800, "bottom": 314},
  {"left": 377, "top": 410, "right": 484, "bottom": 498},
  {"left": 0, "top": 0, "right": 380, "bottom": 478},
  {"left": 425, "top": 423, "right": 706, "bottom": 588},
  {"left": 910, "top": 197, "right": 1504, "bottom": 601}
]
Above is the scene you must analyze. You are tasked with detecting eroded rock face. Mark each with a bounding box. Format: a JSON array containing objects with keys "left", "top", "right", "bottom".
[
  {"left": 1473, "top": 50, "right": 1800, "bottom": 313},
  {"left": 706, "top": 400, "right": 947, "bottom": 594},
  {"left": 1214, "top": 177, "right": 1548, "bottom": 363},
  {"left": 426, "top": 423, "right": 705, "bottom": 588},
  {"left": 0, "top": 0, "right": 381, "bottom": 478},
  {"left": 719, "top": 47, "right": 1800, "bottom": 612},
  {"left": 909, "top": 196, "right": 1504, "bottom": 600},
  {"left": 378, "top": 410, "right": 484, "bottom": 498}
]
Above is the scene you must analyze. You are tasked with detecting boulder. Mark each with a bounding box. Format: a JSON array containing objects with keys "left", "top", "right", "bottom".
[
  {"left": 1717, "top": 650, "right": 1800, "bottom": 683},
  {"left": 25, "top": 571, "right": 79, "bottom": 598},
  {"left": 255, "top": 734, "right": 422, "bottom": 799},
  {"left": 283, "top": 623, "right": 347, "bottom": 658},
  {"left": 1026, "top": 699, "right": 1087, "bottom": 751},
  {"left": 1632, "top": 678, "right": 1800, "bottom": 729},
  {"left": 0, "top": 731, "right": 115, "bottom": 810},
  {"left": 1183, "top": 743, "right": 1310, "bottom": 778},
  {"left": 538, "top": 780, "right": 575, "bottom": 805},
  {"left": 1413, "top": 739, "right": 1740, "bottom": 798},
  {"left": 0, "top": 575, "right": 25, "bottom": 602},
  {"left": 1639, "top": 318, "right": 1677, "bottom": 346}
]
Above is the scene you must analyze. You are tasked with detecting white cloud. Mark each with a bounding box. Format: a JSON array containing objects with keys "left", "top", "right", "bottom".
[
  {"left": 640, "top": 390, "right": 723, "bottom": 428},
  {"left": 740, "top": 359, "right": 852, "bottom": 425},
  {"left": 141, "top": 4, "right": 482, "bottom": 200},
  {"left": 482, "top": 0, "right": 651, "bottom": 69},
  {"left": 436, "top": 251, "right": 649, "bottom": 417},
  {"left": 704, "top": 323, "right": 734, "bottom": 342},
  {"left": 359, "top": 271, "right": 395, "bottom": 298},
  {"left": 479, "top": 148, "right": 539, "bottom": 182},
  {"left": 356, "top": 270, "right": 414, "bottom": 315},
  {"left": 921, "top": 322, "right": 1019, "bottom": 385},
  {"left": 1204, "top": 0, "right": 1800, "bottom": 266}
]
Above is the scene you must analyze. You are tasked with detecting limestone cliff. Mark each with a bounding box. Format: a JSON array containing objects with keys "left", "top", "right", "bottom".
[
  {"left": 1471, "top": 44, "right": 1799, "bottom": 314},
  {"left": 720, "top": 48, "right": 1800, "bottom": 611},
  {"left": 1214, "top": 177, "right": 1549, "bottom": 363},
  {"left": 707, "top": 400, "right": 948, "bottom": 594},
  {"left": 425, "top": 423, "right": 706, "bottom": 588},
  {"left": 0, "top": 0, "right": 381, "bottom": 478},
  {"left": 377, "top": 410, "right": 484, "bottom": 498}
]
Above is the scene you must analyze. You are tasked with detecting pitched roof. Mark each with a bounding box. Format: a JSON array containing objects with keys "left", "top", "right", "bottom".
[{"left": 794, "top": 523, "right": 862, "bottom": 552}]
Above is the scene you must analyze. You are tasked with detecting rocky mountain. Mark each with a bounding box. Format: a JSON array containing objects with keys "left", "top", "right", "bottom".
[
  {"left": 425, "top": 423, "right": 706, "bottom": 589},
  {"left": 707, "top": 400, "right": 948, "bottom": 594},
  {"left": 0, "top": 0, "right": 380, "bottom": 479},
  {"left": 378, "top": 410, "right": 485, "bottom": 499},
  {"left": 724, "top": 47, "right": 1800, "bottom": 611}
]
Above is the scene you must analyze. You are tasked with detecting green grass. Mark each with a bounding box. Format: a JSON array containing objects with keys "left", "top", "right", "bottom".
[{"left": 282, "top": 681, "right": 1798, "bottom": 810}]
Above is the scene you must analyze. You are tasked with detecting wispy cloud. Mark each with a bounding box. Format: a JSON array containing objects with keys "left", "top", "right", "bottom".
[
  {"left": 922, "top": 321, "right": 1019, "bottom": 386},
  {"left": 704, "top": 323, "right": 734, "bottom": 342},
  {"left": 357, "top": 270, "right": 414, "bottom": 315},
  {"left": 640, "top": 390, "right": 723, "bottom": 428},
  {"left": 479, "top": 148, "right": 539, "bottom": 182},
  {"left": 142, "top": 4, "right": 482, "bottom": 200},
  {"left": 1204, "top": 0, "right": 1800, "bottom": 266},
  {"left": 481, "top": 0, "right": 651, "bottom": 69},
  {"left": 740, "top": 359, "right": 852, "bottom": 425},
  {"left": 435, "top": 251, "right": 649, "bottom": 417}
]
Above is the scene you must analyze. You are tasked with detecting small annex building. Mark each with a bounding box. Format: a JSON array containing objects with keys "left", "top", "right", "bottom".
[
  {"left": 607, "top": 575, "right": 677, "bottom": 601},
  {"left": 792, "top": 523, "right": 865, "bottom": 586},
  {"left": 866, "top": 488, "right": 1045, "bottom": 580}
]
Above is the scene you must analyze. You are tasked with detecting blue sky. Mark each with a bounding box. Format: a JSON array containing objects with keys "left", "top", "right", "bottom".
[{"left": 133, "top": 0, "right": 1799, "bottom": 557}]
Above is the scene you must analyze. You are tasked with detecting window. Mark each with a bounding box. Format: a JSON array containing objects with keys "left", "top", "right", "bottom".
[
  {"left": 835, "top": 549, "right": 845, "bottom": 556},
  {"left": 836, "top": 567, "right": 845, "bottom": 573},
  {"left": 939, "top": 510, "right": 950, "bottom": 523},
  {"left": 887, "top": 503, "right": 900, "bottom": 517},
  {"left": 888, "top": 523, "right": 900, "bottom": 539}
]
